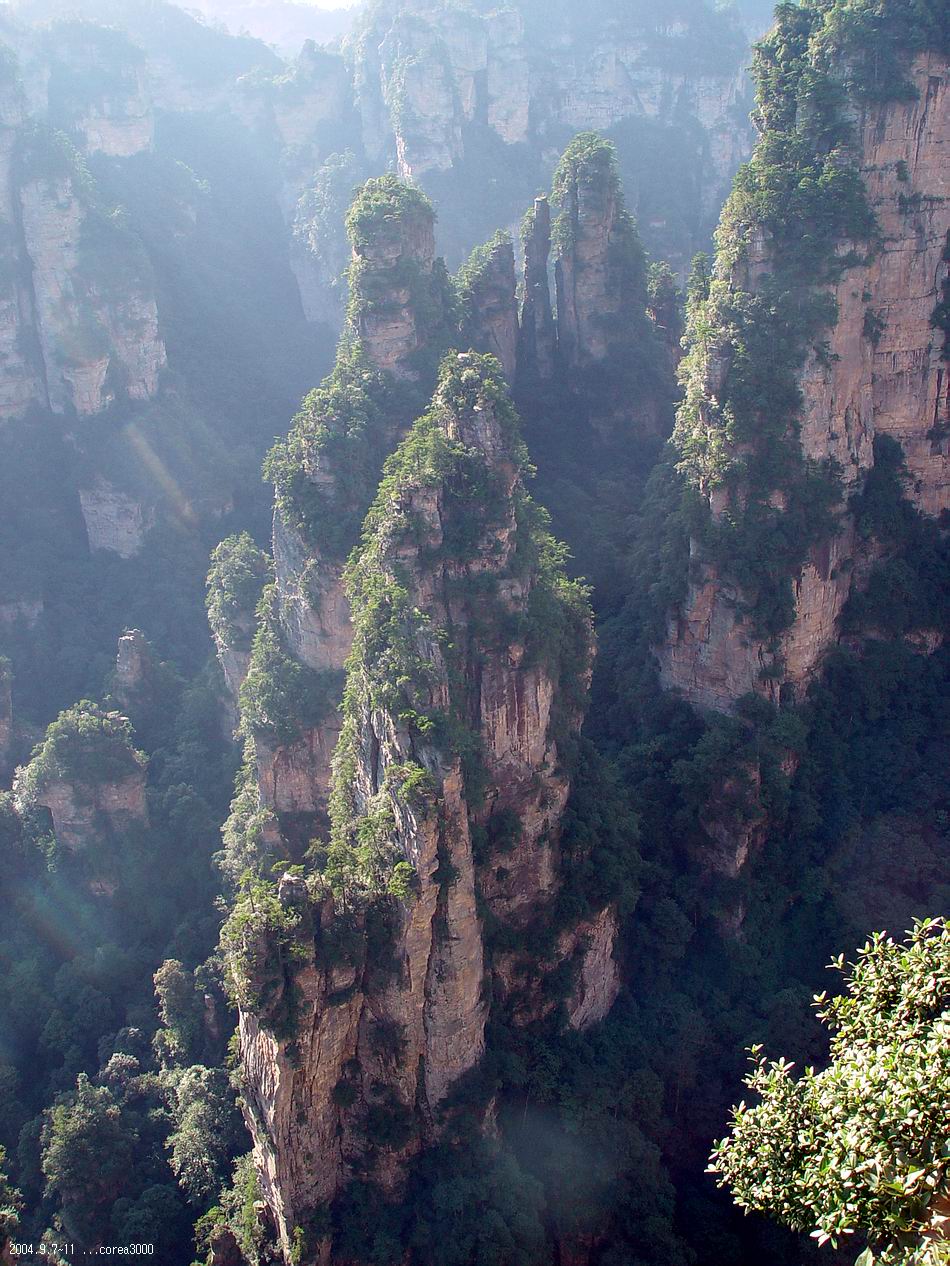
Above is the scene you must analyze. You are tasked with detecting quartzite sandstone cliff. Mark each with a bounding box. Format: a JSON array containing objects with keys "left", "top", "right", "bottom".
[
  {"left": 660, "top": 53, "right": 950, "bottom": 713},
  {"left": 227, "top": 354, "right": 618, "bottom": 1264}
]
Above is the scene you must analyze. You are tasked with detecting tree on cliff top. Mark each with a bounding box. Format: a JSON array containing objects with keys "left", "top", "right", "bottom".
[
  {"left": 19, "top": 701, "right": 146, "bottom": 797},
  {"left": 710, "top": 918, "right": 950, "bottom": 1266}
]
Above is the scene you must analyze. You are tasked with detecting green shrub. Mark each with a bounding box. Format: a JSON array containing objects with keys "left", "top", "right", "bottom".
[
  {"left": 238, "top": 588, "right": 343, "bottom": 745},
  {"left": 206, "top": 533, "right": 271, "bottom": 650},
  {"left": 20, "top": 701, "right": 145, "bottom": 798},
  {"left": 711, "top": 919, "right": 950, "bottom": 1265}
]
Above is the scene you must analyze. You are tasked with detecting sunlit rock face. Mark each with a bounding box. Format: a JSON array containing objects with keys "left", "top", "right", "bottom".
[
  {"left": 346, "top": 0, "right": 753, "bottom": 247},
  {"left": 17, "top": 165, "right": 165, "bottom": 417},
  {"left": 16, "top": 707, "right": 149, "bottom": 854},
  {"left": 230, "top": 356, "right": 618, "bottom": 1264},
  {"left": 660, "top": 53, "right": 950, "bottom": 713}
]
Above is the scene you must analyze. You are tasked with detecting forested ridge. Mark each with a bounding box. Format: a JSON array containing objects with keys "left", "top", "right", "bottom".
[{"left": 0, "top": 0, "right": 947, "bottom": 1263}]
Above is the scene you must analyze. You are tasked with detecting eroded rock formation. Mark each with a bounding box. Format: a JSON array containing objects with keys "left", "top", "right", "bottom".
[
  {"left": 347, "top": 0, "right": 752, "bottom": 252},
  {"left": 457, "top": 232, "right": 519, "bottom": 381},
  {"left": 517, "top": 196, "right": 557, "bottom": 383},
  {"left": 17, "top": 147, "right": 165, "bottom": 416},
  {"left": 79, "top": 480, "right": 153, "bottom": 558},
  {"left": 346, "top": 175, "right": 452, "bottom": 380},
  {"left": 238, "top": 177, "right": 455, "bottom": 837},
  {"left": 553, "top": 134, "right": 648, "bottom": 372},
  {"left": 659, "top": 51, "right": 950, "bottom": 713},
  {"left": 16, "top": 703, "right": 148, "bottom": 852},
  {"left": 227, "top": 354, "right": 616, "bottom": 1263}
]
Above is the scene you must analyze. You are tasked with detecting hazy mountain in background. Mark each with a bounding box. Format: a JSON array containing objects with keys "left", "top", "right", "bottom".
[
  {"left": 185, "top": 0, "right": 354, "bottom": 55},
  {"left": 6, "top": 0, "right": 355, "bottom": 56}
]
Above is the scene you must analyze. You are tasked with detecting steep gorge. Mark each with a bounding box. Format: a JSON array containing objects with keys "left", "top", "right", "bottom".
[
  {"left": 213, "top": 136, "right": 664, "bottom": 1258},
  {"left": 0, "top": 1, "right": 946, "bottom": 1262}
]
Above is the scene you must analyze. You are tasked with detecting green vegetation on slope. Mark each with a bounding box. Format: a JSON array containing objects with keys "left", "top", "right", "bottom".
[
  {"left": 324, "top": 351, "right": 591, "bottom": 902},
  {"left": 19, "top": 701, "right": 145, "bottom": 796},
  {"left": 206, "top": 534, "right": 272, "bottom": 652},
  {"left": 667, "top": 0, "right": 948, "bottom": 639}
]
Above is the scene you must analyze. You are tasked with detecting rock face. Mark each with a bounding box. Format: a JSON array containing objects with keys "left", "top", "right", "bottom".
[
  {"left": 517, "top": 196, "right": 557, "bottom": 382},
  {"left": 79, "top": 481, "right": 152, "bottom": 557},
  {"left": 229, "top": 355, "right": 614, "bottom": 1263},
  {"left": 17, "top": 160, "right": 165, "bottom": 417},
  {"left": 49, "top": 26, "right": 154, "bottom": 158},
  {"left": 113, "top": 628, "right": 153, "bottom": 707},
  {"left": 16, "top": 703, "right": 148, "bottom": 853},
  {"left": 348, "top": 0, "right": 749, "bottom": 195},
  {"left": 0, "top": 71, "right": 47, "bottom": 418},
  {"left": 797, "top": 54, "right": 949, "bottom": 517},
  {"left": 553, "top": 136, "right": 646, "bottom": 372},
  {"left": 244, "top": 178, "right": 455, "bottom": 833},
  {"left": 0, "top": 27, "right": 167, "bottom": 425},
  {"left": 659, "top": 53, "right": 950, "bottom": 713},
  {"left": 563, "top": 906, "right": 622, "bottom": 1032},
  {"left": 457, "top": 232, "right": 519, "bottom": 382},
  {"left": 207, "top": 534, "right": 273, "bottom": 734},
  {"left": 33, "top": 769, "right": 148, "bottom": 851},
  {"left": 271, "top": 507, "right": 353, "bottom": 679},
  {"left": 347, "top": 175, "right": 449, "bottom": 380}
]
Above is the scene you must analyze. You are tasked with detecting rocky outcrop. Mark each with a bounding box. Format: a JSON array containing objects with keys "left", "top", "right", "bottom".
[
  {"left": 564, "top": 906, "right": 622, "bottom": 1032},
  {"left": 229, "top": 354, "right": 613, "bottom": 1263},
  {"left": 797, "top": 54, "right": 949, "bottom": 516},
  {"left": 113, "top": 629, "right": 153, "bottom": 704},
  {"left": 348, "top": 0, "right": 747, "bottom": 186},
  {"left": 347, "top": 174, "right": 451, "bottom": 380},
  {"left": 48, "top": 28, "right": 154, "bottom": 158},
  {"left": 241, "top": 179, "right": 456, "bottom": 832},
  {"left": 346, "top": 0, "right": 753, "bottom": 271},
  {"left": 457, "top": 232, "right": 518, "bottom": 382},
  {"left": 207, "top": 533, "right": 273, "bottom": 731},
  {"left": 553, "top": 133, "right": 645, "bottom": 371},
  {"left": 0, "top": 67, "right": 47, "bottom": 418},
  {"left": 79, "top": 480, "right": 152, "bottom": 557},
  {"left": 16, "top": 143, "right": 165, "bottom": 418},
  {"left": 659, "top": 52, "right": 950, "bottom": 713},
  {"left": 17, "top": 704, "right": 148, "bottom": 851},
  {"left": 32, "top": 769, "right": 148, "bottom": 852},
  {"left": 517, "top": 196, "right": 557, "bottom": 382},
  {"left": 271, "top": 511, "right": 352, "bottom": 677}
]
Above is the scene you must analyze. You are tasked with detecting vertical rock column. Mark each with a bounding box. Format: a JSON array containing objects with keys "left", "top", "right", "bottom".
[
  {"left": 229, "top": 354, "right": 610, "bottom": 1264},
  {"left": 0, "top": 58, "right": 46, "bottom": 417},
  {"left": 553, "top": 132, "right": 647, "bottom": 372},
  {"left": 16, "top": 127, "right": 165, "bottom": 417},
  {"left": 517, "top": 194, "right": 556, "bottom": 381},
  {"left": 457, "top": 230, "right": 519, "bottom": 381},
  {"left": 232, "top": 178, "right": 457, "bottom": 836}
]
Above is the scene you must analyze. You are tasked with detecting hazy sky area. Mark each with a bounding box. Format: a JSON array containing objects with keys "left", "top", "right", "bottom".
[{"left": 182, "top": 0, "right": 358, "bottom": 53}]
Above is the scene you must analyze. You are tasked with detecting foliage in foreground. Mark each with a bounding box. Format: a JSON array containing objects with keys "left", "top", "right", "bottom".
[{"left": 710, "top": 919, "right": 950, "bottom": 1265}]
